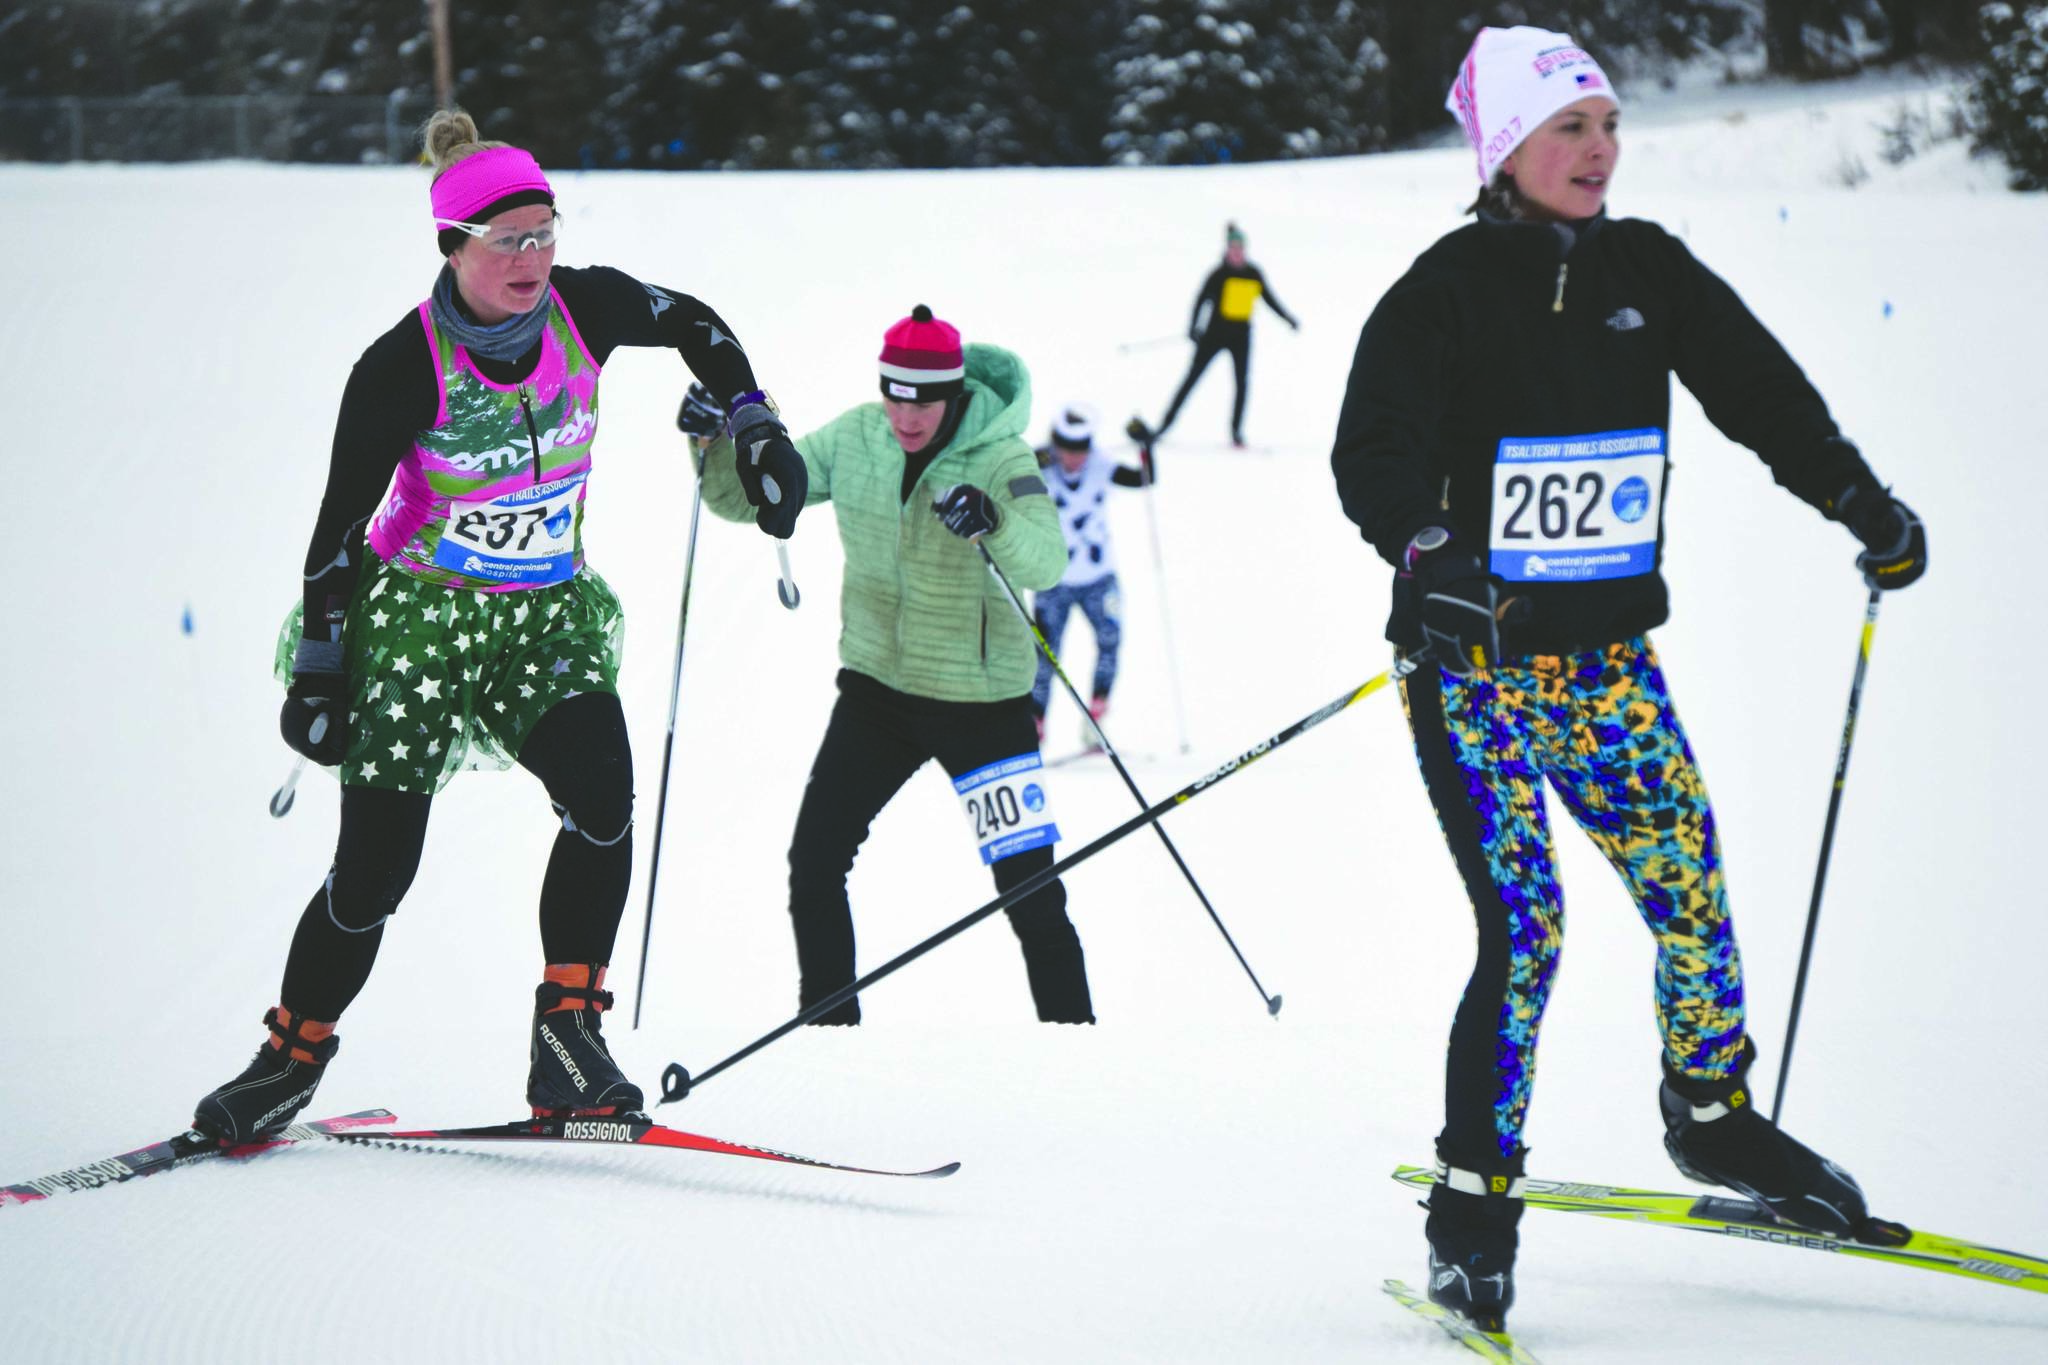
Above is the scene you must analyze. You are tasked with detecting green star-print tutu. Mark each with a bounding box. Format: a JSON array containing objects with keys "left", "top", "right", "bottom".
[{"left": 274, "top": 554, "right": 624, "bottom": 794}]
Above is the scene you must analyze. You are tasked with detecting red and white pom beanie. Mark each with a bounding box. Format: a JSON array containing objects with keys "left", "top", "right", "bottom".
[
  {"left": 1445, "top": 26, "right": 1616, "bottom": 186},
  {"left": 879, "top": 305, "right": 966, "bottom": 402}
]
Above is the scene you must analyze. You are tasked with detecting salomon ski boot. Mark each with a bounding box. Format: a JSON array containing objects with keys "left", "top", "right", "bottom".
[
  {"left": 1424, "top": 1149, "right": 1524, "bottom": 1332},
  {"left": 1660, "top": 1038, "right": 1885, "bottom": 1239},
  {"left": 192, "top": 1006, "right": 339, "bottom": 1144},
  {"left": 527, "top": 964, "right": 644, "bottom": 1117}
]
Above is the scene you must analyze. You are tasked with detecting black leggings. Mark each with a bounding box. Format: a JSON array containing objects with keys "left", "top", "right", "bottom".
[
  {"left": 787, "top": 671, "right": 1094, "bottom": 1023},
  {"left": 278, "top": 692, "right": 635, "bottom": 1021},
  {"left": 1158, "top": 324, "right": 1252, "bottom": 440}
]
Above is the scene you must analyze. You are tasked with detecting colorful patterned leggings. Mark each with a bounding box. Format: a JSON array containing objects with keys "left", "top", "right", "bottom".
[{"left": 1400, "top": 637, "right": 1747, "bottom": 1164}]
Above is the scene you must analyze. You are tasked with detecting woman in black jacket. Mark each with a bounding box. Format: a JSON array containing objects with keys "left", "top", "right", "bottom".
[{"left": 1331, "top": 26, "right": 1927, "bottom": 1333}]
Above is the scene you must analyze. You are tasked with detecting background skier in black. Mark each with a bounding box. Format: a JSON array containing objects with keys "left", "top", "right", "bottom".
[{"left": 1149, "top": 222, "right": 1297, "bottom": 448}]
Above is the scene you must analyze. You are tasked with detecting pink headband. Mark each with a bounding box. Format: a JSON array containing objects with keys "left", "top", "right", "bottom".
[{"left": 429, "top": 145, "right": 554, "bottom": 225}]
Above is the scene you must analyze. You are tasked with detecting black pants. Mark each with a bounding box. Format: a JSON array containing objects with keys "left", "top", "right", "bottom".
[
  {"left": 1158, "top": 323, "right": 1252, "bottom": 441},
  {"left": 277, "top": 691, "right": 636, "bottom": 1021},
  {"left": 787, "top": 670, "right": 1094, "bottom": 1023}
]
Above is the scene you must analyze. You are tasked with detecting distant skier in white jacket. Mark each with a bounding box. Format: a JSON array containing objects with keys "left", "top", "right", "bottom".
[{"left": 1029, "top": 405, "right": 1154, "bottom": 740}]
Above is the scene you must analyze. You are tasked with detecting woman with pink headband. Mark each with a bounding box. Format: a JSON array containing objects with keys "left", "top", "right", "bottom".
[
  {"left": 189, "top": 109, "right": 808, "bottom": 1142},
  {"left": 1331, "top": 26, "right": 1926, "bottom": 1335}
]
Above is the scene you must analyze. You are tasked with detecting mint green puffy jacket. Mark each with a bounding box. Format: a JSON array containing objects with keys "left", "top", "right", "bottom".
[{"left": 702, "top": 343, "right": 1065, "bottom": 702}]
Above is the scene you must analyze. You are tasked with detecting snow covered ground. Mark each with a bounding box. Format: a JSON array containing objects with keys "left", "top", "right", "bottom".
[{"left": 4, "top": 74, "right": 2044, "bottom": 1362}]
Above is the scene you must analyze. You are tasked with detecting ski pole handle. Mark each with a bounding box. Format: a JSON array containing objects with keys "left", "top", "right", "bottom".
[
  {"left": 775, "top": 541, "right": 799, "bottom": 610},
  {"left": 269, "top": 754, "right": 308, "bottom": 819}
]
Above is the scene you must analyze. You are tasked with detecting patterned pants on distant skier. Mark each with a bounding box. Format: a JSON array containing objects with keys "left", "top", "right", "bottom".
[
  {"left": 1030, "top": 575, "right": 1123, "bottom": 715},
  {"left": 1400, "top": 636, "right": 1748, "bottom": 1166}
]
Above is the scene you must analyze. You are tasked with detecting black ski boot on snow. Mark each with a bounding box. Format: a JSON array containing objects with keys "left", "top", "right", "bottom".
[
  {"left": 1660, "top": 1038, "right": 1891, "bottom": 1239},
  {"left": 193, "top": 1007, "right": 339, "bottom": 1144},
  {"left": 527, "top": 966, "right": 644, "bottom": 1117},
  {"left": 1424, "top": 1149, "right": 1525, "bottom": 1333}
]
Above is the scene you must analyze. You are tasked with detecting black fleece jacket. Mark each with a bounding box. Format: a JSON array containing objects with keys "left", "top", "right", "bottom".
[
  {"left": 298, "top": 265, "right": 758, "bottom": 639},
  {"left": 1331, "top": 212, "right": 1881, "bottom": 655}
]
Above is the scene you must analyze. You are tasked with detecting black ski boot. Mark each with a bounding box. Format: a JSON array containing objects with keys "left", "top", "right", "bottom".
[
  {"left": 1423, "top": 1148, "right": 1524, "bottom": 1333},
  {"left": 193, "top": 1007, "right": 339, "bottom": 1144},
  {"left": 1660, "top": 1038, "right": 1883, "bottom": 1238},
  {"left": 527, "top": 965, "right": 644, "bottom": 1117}
]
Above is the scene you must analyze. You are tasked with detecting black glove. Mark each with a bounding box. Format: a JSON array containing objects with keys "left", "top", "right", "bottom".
[
  {"left": 676, "top": 382, "right": 723, "bottom": 439},
  {"left": 1413, "top": 545, "right": 1512, "bottom": 677},
  {"left": 935, "top": 484, "right": 1001, "bottom": 540},
  {"left": 728, "top": 392, "right": 808, "bottom": 540},
  {"left": 280, "top": 639, "right": 349, "bottom": 766},
  {"left": 1837, "top": 485, "right": 1926, "bottom": 591}
]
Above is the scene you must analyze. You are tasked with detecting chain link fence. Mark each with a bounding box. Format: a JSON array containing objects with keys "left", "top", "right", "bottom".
[{"left": 0, "top": 94, "right": 439, "bottom": 163}]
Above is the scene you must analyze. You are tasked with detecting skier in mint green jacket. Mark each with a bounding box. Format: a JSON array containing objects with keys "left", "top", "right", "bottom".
[{"left": 692, "top": 305, "right": 1094, "bottom": 1023}]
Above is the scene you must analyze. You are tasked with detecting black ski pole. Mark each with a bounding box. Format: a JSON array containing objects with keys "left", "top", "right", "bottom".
[
  {"left": 978, "top": 541, "right": 1281, "bottom": 1016},
  {"left": 632, "top": 439, "right": 709, "bottom": 1029},
  {"left": 658, "top": 656, "right": 1423, "bottom": 1103},
  {"left": 1772, "top": 588, "right": 1881, "bottom": 1120}
]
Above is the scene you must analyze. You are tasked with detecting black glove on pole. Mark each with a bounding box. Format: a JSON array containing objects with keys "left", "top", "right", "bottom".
[
  {"left": 1837, "top": 485, "right": 1927, "bottom": 591},
  {"left": 1412, "top": 545, "right": 1510, "bottom": 676},
  {"left": 280, "top": 638, "right": 349, "bottom": 766},
  {"left": 934, "top": 484, "right": 1001, "bottom": 540},
  {"left": 676, "top": 382, "right": 723, "bottom": 439},
  {"left": 727, "top": 390, "right": 807, "bottom": 539}
]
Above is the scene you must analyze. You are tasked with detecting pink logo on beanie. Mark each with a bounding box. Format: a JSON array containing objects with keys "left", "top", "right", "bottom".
[
  {"left": 878, "top": 305, "right": 966, "bottom": 402},
  {"left": 431, "top": 145, "right": 554, "bottom": 225},
  {"left": 1445, "top": 26, "right": 1617, "bottom": 185}
]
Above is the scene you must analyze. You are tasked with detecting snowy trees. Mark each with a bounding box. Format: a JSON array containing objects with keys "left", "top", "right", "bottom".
[
  {"left": 1969, "top": 3, "right": 2048, "bottom": 189},
  {"left": 0, "top": 0, "right": 2013, "bottom": 168}
]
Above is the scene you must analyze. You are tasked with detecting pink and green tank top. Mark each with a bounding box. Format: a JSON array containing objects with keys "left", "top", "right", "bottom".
[{"left": 367, "top": 287, "right": 601, "bottom": 592}]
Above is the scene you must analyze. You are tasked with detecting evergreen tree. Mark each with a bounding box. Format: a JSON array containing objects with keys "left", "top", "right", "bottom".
[{"left": 1969, "top": 1, "right": 2048, "bottom": 190}]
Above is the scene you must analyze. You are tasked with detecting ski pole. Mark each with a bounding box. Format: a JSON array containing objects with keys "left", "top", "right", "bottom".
[
  {"left": 1135, "top": 439, "right": 1191, "bottom": 753},
  {"left": 269, "top": 754, "right": 307, "bottom": 818},
  {"left": 774, "top": 540, "right": 799, "bottom": 610},
  {"left": 1116, "top": 334, "right": 1187, "bottom": 355},
  {"left": 1772, "top": 588, "right": 1881, "bottom": 1120},
  {"left": 980, "top": 542, "right": 1279, "bottom": 1016},
  {"left": 632, "top": 439, "right": 710, "bottom": 1029},
  {"left": 658, "top": 655, "right": 1424, "bottom": 1103},
  {"left": 269, "top": 710, "right": 332, "bottom": 818},
  {"left": 760, "top": 461, "right": 800, "bottom": 609}
]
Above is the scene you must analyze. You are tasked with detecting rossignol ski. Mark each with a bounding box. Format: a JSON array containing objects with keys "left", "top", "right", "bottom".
[
  {"left": 1391, "top": 1165, "right": 2046, "bottom": 1294},
  {"left": 339, "top": 1113, "right": 959, "bottom": 1179},
  {"left": 1382, "top": 1278, "right": 1541, "bottom": 1363},
  {"left": 0, "top": 1110, "right": 397, "bottom": 1209}
]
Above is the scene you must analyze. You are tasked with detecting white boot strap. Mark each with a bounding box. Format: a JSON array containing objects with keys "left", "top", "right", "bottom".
[{"left": 1439, "top": 1162, "right": 1527, "bottom": 1199}]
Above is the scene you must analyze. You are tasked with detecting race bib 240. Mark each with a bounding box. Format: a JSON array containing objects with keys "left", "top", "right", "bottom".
[{"left": 954, "top": 752, "right": 1060, "bottom": 865}]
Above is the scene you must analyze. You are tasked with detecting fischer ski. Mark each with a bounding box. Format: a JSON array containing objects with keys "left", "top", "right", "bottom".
[
  {"left": 339, "top": 1113, "right": 960, "bottom": 1179},
  {"left": 0, "top": 1109, "right": 397, "bottom": 1209},
  {"left": 1382, "top": 1279, "right": 1540, "bottom": 1363},
  {"left": 1392, "top": 1165, "right": 2047, "bottom": 1294}
]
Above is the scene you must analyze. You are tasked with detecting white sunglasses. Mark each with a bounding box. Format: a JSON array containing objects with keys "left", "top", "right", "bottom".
[{"left": 436, "top": 213, "right": 561, "bottom": 255}]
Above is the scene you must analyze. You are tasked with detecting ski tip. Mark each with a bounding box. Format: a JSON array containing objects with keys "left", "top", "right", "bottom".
[{"left": 924, "top": 1161, "right": 963, "bottom": 1178}]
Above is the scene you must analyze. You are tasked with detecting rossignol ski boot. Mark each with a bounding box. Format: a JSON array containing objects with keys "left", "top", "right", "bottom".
[
  {"left": 192, "top": 1006, "right": 339, "bottom": 1144},
  {"left": 527, "top": 964, "right": 645, "bottom": 1117}
]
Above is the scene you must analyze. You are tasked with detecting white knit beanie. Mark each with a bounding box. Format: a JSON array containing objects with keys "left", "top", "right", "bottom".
[{"left": 1445, "top": 27, "right": 1617, "bottom": 185}]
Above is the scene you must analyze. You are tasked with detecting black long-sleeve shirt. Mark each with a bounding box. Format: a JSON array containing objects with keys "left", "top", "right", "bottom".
[
  {"left": 1190, "top": 261, "right": 1297, "bottom": 336},
  {"left": 299, "top": 265, "right": 757, "bottom": 638},
  {"left": 1331, "top": 213, "right": 1880, "bottom": 654}
]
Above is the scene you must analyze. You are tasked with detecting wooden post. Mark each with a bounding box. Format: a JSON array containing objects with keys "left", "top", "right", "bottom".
[{"left": 429, "top": 0, "right": 454, "bottom": 110}]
